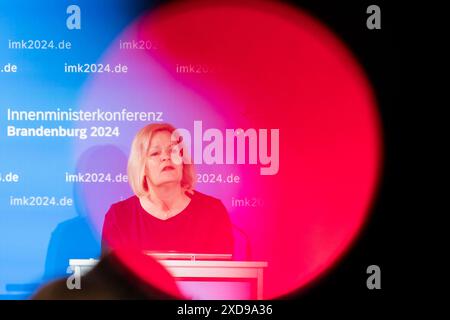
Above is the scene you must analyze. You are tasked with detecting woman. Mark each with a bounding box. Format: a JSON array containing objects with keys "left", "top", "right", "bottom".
[{"left": 102, "top": 123, "right": 234, "bottom": 255}]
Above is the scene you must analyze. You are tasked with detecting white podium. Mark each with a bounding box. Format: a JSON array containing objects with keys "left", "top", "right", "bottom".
[{"left": 69, "top": 259, "right": 268, "bottom": 300}]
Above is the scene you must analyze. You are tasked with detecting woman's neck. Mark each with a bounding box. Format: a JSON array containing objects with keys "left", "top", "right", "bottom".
[{"left": 147, "top": 183, "right": 184, "bottom": 212}]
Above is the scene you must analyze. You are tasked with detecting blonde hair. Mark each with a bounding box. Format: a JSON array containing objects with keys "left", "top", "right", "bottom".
[{"left": 127, "top": 123, "right": 195, "bottom": 197}]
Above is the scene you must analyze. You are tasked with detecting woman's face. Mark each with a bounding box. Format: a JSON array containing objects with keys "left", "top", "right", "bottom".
[{"left": 145, "top": 130, "right": 183, "bottom": 188}]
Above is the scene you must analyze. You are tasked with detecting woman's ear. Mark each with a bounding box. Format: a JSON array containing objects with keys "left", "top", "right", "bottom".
[{"left": 143, "top": 175, "right": 148, "bottom": 192}]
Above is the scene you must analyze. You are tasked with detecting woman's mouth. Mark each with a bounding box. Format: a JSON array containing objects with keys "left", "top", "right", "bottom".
[{"left": 162, "top": 165, "right": 175, "bottom": 172}]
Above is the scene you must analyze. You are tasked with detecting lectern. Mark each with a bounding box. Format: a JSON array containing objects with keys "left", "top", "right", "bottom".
[{"left": 69, "top": 258, "right": 268, "bottom": 299}]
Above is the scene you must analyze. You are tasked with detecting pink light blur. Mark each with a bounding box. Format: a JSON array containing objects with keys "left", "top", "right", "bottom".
[{"left": 77, "top": 0, "right": 382, "bottom": 299}]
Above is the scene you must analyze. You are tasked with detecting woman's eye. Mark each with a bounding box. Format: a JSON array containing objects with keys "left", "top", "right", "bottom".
[{"left": 150, "top": 151, "right": 159, "bottom": 156}]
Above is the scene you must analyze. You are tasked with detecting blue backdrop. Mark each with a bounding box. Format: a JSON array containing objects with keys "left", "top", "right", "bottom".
[{"left": 0, "top": 0, "right": 155, "bottom": 299}]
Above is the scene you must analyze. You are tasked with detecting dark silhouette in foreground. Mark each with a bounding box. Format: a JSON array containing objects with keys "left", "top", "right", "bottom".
[{"left": 33, "top": 252, "right": 183, "bottom": 300}]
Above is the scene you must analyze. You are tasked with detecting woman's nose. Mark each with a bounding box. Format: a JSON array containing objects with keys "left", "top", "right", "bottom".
[{"left": 160, "top": 150, "right": 170, "bottom": 161}]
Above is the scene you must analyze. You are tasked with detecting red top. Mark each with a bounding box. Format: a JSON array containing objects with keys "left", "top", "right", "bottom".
[{"left": 102, "top": 191, "right": 234, "bottom": 254}]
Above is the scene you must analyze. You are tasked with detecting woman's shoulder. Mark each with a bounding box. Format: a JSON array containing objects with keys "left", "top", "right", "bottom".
[
  {"left": 189, "top": 191, "right": 230, "bottom": 223},
  {"left": 190, "top": 190, "right": 227, "bottom": 212},
  {"left": 190, "top": 190, "right": 222, "bottom": 204},
  {"left": 108, "top": 195, "right": 139, "bottom": 214}
]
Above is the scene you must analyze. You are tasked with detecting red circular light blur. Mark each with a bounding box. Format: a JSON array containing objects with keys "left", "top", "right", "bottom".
[{"left": 78, "top": 0, "right": 382, "bottom": 299}]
